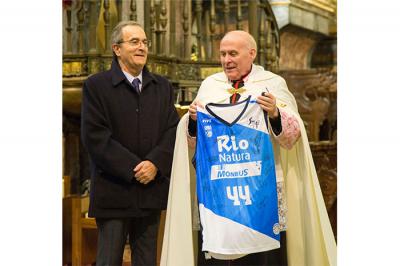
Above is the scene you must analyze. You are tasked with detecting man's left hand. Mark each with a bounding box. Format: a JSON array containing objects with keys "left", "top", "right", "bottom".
[
  {"left": 134, "top": 160, "right": 157, "bottom": 185},
  {"left": 257, "top": 92, "right": 279, "bottom": 119}
]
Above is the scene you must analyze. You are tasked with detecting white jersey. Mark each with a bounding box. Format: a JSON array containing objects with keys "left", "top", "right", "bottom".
[{"left": 195, "top": 96, "right": 280, "bottom": 258}]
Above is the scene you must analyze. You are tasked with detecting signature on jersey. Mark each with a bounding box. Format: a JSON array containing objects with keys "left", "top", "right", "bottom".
[{"left": 248, "top": 116, "right": 260, "bottom": 129}]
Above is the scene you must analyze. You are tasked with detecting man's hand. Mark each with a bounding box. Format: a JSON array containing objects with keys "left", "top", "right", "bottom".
[
  {"left": 134, "top": 160, "right": 157, "bottom": 185},
  {"left": 257, "top": 92, "right": 279, "bottom": 119},
  {"left": 188, "top": 100, "right": 204, "bottom": 121}
]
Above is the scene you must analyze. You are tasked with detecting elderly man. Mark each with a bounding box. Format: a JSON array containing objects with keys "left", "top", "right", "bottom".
[
  {"left": 161, "top": 31, "right": 336, "bottom": 266},
  {"left": 81, "top": 21, "right": 179, "bottom": 266}
]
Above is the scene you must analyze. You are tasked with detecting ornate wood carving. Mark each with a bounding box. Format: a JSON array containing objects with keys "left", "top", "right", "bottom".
[
  {"left": 271, "top": 33, "right": 278, "bottom": 72},
  {"left": 261, "top": 0, "right": 281, "bottom": 71},
  {"left": 248, "top": 0, "right": 258, "bottom": 40},
  {"left": 280, "top": 69, "right": 337, "bottom": 142},
  {"left": 88, "top": 56, "right": 101, "bottom": 74},
  {"left": 77, "top": 0, "right": 85, "bottom": 54},
  {"left": 209, "top": 0, "right": 216, "bottom": 60},
  {"left": 169, "top": 0, "right": 176, "bottom": 58},
  {"left": 177, "top": 64, "right": 200, "bottom": 81},
  {"left": 146, "top": 62, "right": 169, "bottom": 77},
  {"left": 65, "top": 3, "right": 73, "bottom": 54},
  {"left": 195, "top": 0, "right": 203, "bottom": 60},
  {"left": 236, "top": 0, "right": 243, "bottom": 30},
  {"left": 223, "top": 0, "right": 230, "bottom": 33},
  {"left": 258, "top": 12, "right": 266, "bottom": 66},
  {"left": 199, "top": 66, "right": 223, "bottom": 80},
  {"left": 266, "top": 18, "right": 273, "bottom": 70},
  {"left": 159, "top": 0, "right": 168, "bottom": 56},
  {"left": 183, "top": 0, "right": 190, "bottom": 59},
  {"left": 130, "top": 0, "right": 137, "bottom": 21},
  {"left": 310, "top": 141, "right": 337, "bottom": 211},
  {"left": 149, "top": 0, "right": 156, "bottom": 54},
  {"left": 103, "top": 0, "right": 111, "bottom": 54},
  {"left": 87, "top": 0, "right": 98, "bottom": 54},
  {"left": 310, "top": 140, "right": 337, "bottom": 237}
]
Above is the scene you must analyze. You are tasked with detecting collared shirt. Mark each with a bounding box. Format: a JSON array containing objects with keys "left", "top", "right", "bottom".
[{"left": 122, "top": 70, "right": 143, "bottom": 92}]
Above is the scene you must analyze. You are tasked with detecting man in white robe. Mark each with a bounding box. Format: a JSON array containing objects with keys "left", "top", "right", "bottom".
[{"left": 161, "top": 30, "right": 336, "bottom": 266}]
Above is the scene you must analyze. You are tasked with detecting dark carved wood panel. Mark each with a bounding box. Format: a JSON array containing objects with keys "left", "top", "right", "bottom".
[{"left": 310, "top": 141, "right": 337, "bottom": 238}]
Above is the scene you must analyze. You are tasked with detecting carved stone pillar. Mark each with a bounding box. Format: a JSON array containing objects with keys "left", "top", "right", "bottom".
[
  {"left": 271, "top": 33, "right": 279, "bottom": 72},
  {"left": 195, "top": 0, "right": 203, "bottom": 60},
  {"left": 65, "top": 4, "right": 73, "bottom": 54},
  {"left": 209, "top": 0, "right": 216, "bottom": 60},
  {"left": 258, "top": 12, "right": 266, "bottom": 66},
  {"left": 223, "top": 0, "right": 229, "bottom": 33},
  {"left": 248, "top": 0, "right": 258, "bottom": 41},
  {"left": 87, "top": 0, "right": 99, "bottom": 54},
  {"left": 104, "top": 0, "right": 113, "bottom": 54},
  {"left": 159, "top": 0, "right": 168, "bottom": 56},
  {"left": 266, "top": 18, "right": 273, "bottom": 70},
  {"left": 130, "top": 0, "right": 137, "bottom": 21},
  {"left": 236, "top": 0, "right": 243, "bottom": 30},
  {"left": 149, "top": 0, "right": 156, "bottom": 54},
  {"left": 169, "top": 0, "right": 176, "bottom": 58},
  {"left": 183, "top": 0, "right": 191, "bottom": 59},
  {"left": 77, "top": 0, "right": 85, "bottom": 54}
]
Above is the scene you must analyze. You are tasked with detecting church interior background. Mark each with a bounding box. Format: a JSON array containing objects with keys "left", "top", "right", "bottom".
[{"left": 62, "top": 0, "right": 337, "bottom": 265}]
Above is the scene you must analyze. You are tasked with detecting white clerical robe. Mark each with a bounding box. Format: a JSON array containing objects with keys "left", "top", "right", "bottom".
[{"left": 161, "top": 65, "right": 337, "bottom": 266}]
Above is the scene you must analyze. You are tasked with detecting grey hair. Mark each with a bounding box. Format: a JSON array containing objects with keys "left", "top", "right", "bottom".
[{"left": 110, "top": 20, "right": 143, "bottom": 48}]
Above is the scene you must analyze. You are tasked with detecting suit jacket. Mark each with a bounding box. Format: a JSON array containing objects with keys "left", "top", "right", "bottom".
[{"left": 81, "top": 58, "right": 179, "bottom": 218}]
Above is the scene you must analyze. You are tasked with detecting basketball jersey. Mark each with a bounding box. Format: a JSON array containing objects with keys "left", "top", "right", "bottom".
[{"left": 195, "top": 96, "right": 280, "bottom": 258}]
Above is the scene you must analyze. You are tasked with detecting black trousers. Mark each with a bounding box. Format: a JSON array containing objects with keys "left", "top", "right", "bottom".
[
  {"left": 197, "top": 232, "right": 287, "bottom": 266},
  {"left": 95, "top": 212, "right": 160, "bottom": 266}
]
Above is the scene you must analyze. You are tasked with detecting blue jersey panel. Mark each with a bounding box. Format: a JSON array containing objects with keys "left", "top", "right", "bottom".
[{"left": 196, "top": 108, "right": 279, "bottom": 241}]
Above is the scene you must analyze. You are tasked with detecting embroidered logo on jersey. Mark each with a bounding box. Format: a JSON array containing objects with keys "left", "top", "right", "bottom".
[{"left": 204, "top": 125, "right": 213, "bottom": 137}]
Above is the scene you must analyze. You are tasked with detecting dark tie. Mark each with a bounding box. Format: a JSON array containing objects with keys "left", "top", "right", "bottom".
[
  {"left": 230, "top": 79, "right": 244, "bottom": 103},
  {"left": 132, "top": 78, "right": 141, "bottom": 94}
]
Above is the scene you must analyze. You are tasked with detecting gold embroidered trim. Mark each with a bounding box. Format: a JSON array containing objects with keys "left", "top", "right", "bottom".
[{"left": 227, "top": 87, "right": 246, "bottom": 95}]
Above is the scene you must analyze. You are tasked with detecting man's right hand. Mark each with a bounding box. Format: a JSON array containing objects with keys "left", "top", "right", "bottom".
[{"left": 188, "top": 100, "right": 203, "bottom": 121}]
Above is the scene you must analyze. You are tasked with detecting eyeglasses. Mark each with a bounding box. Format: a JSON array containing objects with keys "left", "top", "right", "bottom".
[{"left": 117, "top": 38, "right": 151, "bottom": 48}]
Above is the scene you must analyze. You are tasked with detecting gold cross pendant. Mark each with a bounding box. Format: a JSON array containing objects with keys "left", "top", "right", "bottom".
[{"left": 227, "top": 87, "right": 246, "bottom": 95}]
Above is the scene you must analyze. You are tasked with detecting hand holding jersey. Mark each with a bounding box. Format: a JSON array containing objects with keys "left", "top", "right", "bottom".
[
  {"left": 257, "top": 92, "right": 279, "bottom": 119},
  {"left": 188, "top": 100, "right": 203, "bottom": 121}
]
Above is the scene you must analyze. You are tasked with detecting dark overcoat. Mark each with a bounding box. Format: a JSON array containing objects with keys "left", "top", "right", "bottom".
[{"left": 81, "top": 58, "right": 179, "bottom": 218}]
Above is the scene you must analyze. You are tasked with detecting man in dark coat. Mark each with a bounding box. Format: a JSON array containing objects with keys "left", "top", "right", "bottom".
[{"left": 81, "top": 21, "right": 179, "bottom": 266}]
